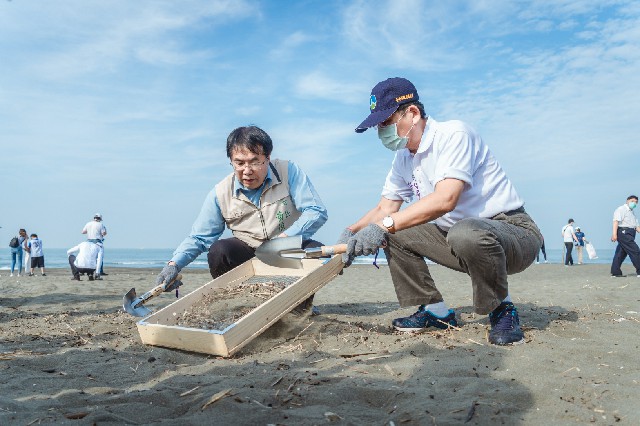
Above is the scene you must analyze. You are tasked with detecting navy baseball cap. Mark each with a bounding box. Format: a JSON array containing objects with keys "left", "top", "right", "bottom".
[{"left": 355, "top": 77, "right": 419, "bottom": 133}]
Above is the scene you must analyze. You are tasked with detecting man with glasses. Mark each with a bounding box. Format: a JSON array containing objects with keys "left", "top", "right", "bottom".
[
  {"left": 338, "top": 77, "right": 542, "bottom": 345},
  {"left": 157, "top": 126, "right": 328, "bottom": 312}
]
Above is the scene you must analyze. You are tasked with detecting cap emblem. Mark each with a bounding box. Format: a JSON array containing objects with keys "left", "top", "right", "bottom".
[{"left": 369, "top": 94, "right": 377, "bottom": 111}]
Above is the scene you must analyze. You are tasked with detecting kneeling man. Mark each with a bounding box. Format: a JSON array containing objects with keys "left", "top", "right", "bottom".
[{"left": 68, "top": 241, "right": 103, "bottom": 281}]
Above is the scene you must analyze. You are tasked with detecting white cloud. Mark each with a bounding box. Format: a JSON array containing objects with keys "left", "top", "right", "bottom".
[
  {"left": 269, "top": 31, "right": 314, "bottom": 60},
  {"left": 341, "top": 0, "right": 469, "bottom": 71},
  {"left": 234, "top": 106, "right": 262, "bottom": 117},
  {"left": 294, "top": 72, "right": 366, "bottom": 104},
  {"left": 433, "top": 5, "right": 640, "bottom": 198},
  {"left": 4, "top": 0, "right": 258, "bottom": 80}
]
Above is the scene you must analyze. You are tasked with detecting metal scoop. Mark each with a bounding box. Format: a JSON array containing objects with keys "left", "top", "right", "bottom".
[
  {"left": 123, "top": 274, "right": 183, "bottom": 317},
  {"left": 255, "top": 236, "right": 346, "bottom": 269}
]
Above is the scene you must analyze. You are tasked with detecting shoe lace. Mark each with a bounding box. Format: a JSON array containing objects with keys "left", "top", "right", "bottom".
[
  {"left": 414, "top": 305, "right": 427, "bottom": 316},
  {"left": 491, "top": 305, "right": 518, "bottom": 331}
]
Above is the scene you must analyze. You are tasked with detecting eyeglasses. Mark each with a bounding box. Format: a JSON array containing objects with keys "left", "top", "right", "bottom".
[{"left": 230, "top": 159, "right": 267, "bottom": 171}]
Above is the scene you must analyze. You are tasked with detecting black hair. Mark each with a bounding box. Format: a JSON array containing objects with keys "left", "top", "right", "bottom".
[
  {"left": 568, "top": 218, "right": 574, "bottom": 224},
  {"left": 226, "top": 126, "right": 273, "bottom": 158},
  {"left": 19, "top": 228, "right": 26, "bottom": 233},
  {"left": 397, "top": 101, "right": 427, "bottom": 119},
  {"left": 627, "top": 195, "right": 638, "bottom": 201},
  {"left": 30, "top": 233, "right": 37, "bottom": 238}
]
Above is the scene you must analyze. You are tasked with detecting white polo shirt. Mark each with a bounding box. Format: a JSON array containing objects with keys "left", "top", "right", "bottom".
[
  {"left": 67, "top": 241, "right": 103, "bottom": 269},
  {"left": 562, "top": 225, "right": 575, "bottom": 243},
  {"left": 613, "top": 204, "right": 639, "bottom": 228},
  {"left": 83, "top": 220, "right": 107, "bottom": 240},
  {"left": 381, "top": 117, "right": 523, "bottom": 230}
]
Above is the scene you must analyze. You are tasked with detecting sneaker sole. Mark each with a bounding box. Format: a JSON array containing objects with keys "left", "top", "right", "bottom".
[
  {"left": 393, "top": 326, "right": 428, "bottom": 333},
  {"left": 490, "top": 336, "right": 526, "bottom": 346},
  {"left": 393, "top": 323, "right": 457, "bottom": 333}
]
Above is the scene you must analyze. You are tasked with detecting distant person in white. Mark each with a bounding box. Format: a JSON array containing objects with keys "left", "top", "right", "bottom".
[
  {"left": 22, "top": 230, "right": 30, "bottom": 275},
  {"left": 27, "top": 233, "right": 46, "bottom": 276},
  {"left": 67, "top": 241, "right": 103, "bottom": 281},
  {"left": 561, "top": 218, "right": 578, "bottom": 266},
  {"left": 82, "top": 213, "right": 107, "bottom": 275}
]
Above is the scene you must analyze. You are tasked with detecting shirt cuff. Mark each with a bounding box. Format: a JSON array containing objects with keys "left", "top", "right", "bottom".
[{"left": 170, "top": 253, "right": 192, "bottom": 270}]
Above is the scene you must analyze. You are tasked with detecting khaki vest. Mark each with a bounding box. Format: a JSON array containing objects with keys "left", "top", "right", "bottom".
[{"left": 215, "top": 159, "right": 301, "bottom": 248}]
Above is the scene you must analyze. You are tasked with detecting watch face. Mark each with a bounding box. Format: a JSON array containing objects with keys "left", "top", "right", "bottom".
[{"left": 383, "top": 216, "right": 394, "bottom": 228}]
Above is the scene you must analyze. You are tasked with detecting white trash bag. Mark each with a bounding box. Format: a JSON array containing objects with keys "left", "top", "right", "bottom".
[{"left": 585, "top": 242, "right": 598, "bottom": 260}]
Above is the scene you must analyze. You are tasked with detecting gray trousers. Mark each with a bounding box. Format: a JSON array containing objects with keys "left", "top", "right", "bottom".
[{"left": 384, "top": 209, "right": 542, "bottom": 315}]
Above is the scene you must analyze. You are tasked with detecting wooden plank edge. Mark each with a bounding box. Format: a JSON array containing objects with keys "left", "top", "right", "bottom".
[{"left": 225, "top": 256, "right": 343, "bottom": 356}]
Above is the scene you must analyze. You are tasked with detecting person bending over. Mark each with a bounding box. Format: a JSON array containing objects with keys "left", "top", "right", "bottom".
[{"left": 156, "top": 126, "right": 328, "bottom": 312}]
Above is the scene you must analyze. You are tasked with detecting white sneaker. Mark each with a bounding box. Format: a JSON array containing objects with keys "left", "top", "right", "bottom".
[
  {"left": 535, "top": 261, "right": 539, "bottom": 264},
  {"left": 17, "top": 273, "right": 20, "bottom": 277},
  {"left": 10, "top": 273, "right": 14, "bottom": 277}
]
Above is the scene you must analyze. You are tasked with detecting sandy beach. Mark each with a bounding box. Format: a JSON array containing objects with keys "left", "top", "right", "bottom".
[{"left": 0, "top": 262, "right": 638, "bottom": 425}]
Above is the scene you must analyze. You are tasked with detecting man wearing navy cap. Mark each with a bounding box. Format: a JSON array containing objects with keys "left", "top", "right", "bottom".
[{"left": 338, "top": 77, "right": 542, "bottom": 345}]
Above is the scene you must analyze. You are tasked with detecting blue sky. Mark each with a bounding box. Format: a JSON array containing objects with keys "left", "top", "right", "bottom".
[{"left": 1, "top": 0, "right": 639, "bottom": 254}]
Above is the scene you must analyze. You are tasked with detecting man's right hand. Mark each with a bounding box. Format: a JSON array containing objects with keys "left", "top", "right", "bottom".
[{"left": 156, "top": 263, "right": 181, "bottom": 288}]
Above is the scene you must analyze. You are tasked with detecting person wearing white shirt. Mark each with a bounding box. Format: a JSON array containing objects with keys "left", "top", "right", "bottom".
[
  {"left": 82, "top": 213, "right": 107, "bottom": 275},
  {"left": 561, "top": 219, "right": 579, "bottom": 266},
  {"left": 67, "top": 241, "right": 103, "bottom": 281},
  {"left": 610, "top": 195, "right": 640, "bottom": 277},
  {"left": 27, "top": 234, "right": 46, "bottom": 276},
  {"left": 339, "top": 77, "right": 543, "bottom": 346}
]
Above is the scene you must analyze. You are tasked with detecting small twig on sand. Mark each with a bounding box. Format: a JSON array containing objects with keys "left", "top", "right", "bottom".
[
  {"left": 561, "top": 366, "right": 580, "bottom": 375},
  {"left": 287, "top": 378, "right": 300, "bottom": 392},
  {"left": 437, "top": 319, "right": 463, "bottom": 331},
  {"left": 465, "top": 401, "right": 478, "bottom": 423},
  {"left": 180, "top": 386, "right": 200, "bottom": 397},
  {"left": 339, "top": 352, "right": 377, "bottom": 359},
  {"left": 384, "top": 364, "right": 396, "bottom": 376},
  {"left": 367, "top": 355, "right": 392, "bottom": 361},
  {"left": 251, "top": 399, "right": 272, "bottom": 409},
  {"left": 27, "top": 417, "right": 54, "bottom": 426},
  {"left": 292, "top": 321, "right": 315, "bottom": 342},
  {"left": 201, "top": 388, "right": 232, "bottom": 410},
  {"left": 64, "top": 323, "right": 91, "bottom": 345}
]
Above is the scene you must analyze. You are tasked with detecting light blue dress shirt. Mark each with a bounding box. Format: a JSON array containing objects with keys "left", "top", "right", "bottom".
[{"left": 171, "top": 161, "right": 327, "bottom": 269}]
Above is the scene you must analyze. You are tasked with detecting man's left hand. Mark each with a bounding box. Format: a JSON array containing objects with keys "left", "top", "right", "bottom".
[{"left": 347, "top": 224, "right": 388, "bottom": 258}]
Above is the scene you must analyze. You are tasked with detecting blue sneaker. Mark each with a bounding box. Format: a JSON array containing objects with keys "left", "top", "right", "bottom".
[
  {"left": 488, "top": 302, "right": 525, "bottom": 345},
  {"left": 392, "top": 306, "right": 457, "bottom": 332}
]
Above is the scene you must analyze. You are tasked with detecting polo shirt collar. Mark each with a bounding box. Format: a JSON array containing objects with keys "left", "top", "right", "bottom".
[{"left": 416, "top": 117, "right": 435, "bottom": 154}]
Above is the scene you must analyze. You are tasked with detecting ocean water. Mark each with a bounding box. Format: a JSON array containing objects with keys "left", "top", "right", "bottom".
[{"left": 0, "top": 247, "right": 619, "bottom": 270}]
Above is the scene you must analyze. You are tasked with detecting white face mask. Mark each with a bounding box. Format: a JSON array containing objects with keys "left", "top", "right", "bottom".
[{"left": 377, "top": 112, "right": 414, "bottom": 151}]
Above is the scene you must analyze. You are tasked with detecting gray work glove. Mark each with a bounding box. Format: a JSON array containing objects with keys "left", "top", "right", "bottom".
[
  {"left": 164, "top": 278, "right": 183, "bottom": 293},
  {"left": 336, "top": 228, "right": 355, "bottom": 267},
  {"left": 156, "top": 263, "right": 181, "bottom": 291},
  {"left": 347, "top": 224, "right": 388, "bottom": 261}
]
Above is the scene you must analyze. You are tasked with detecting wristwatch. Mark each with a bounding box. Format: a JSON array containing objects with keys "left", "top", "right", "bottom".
[{"left": 382, "top": 216, "right": 396, "bottom": 234}]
